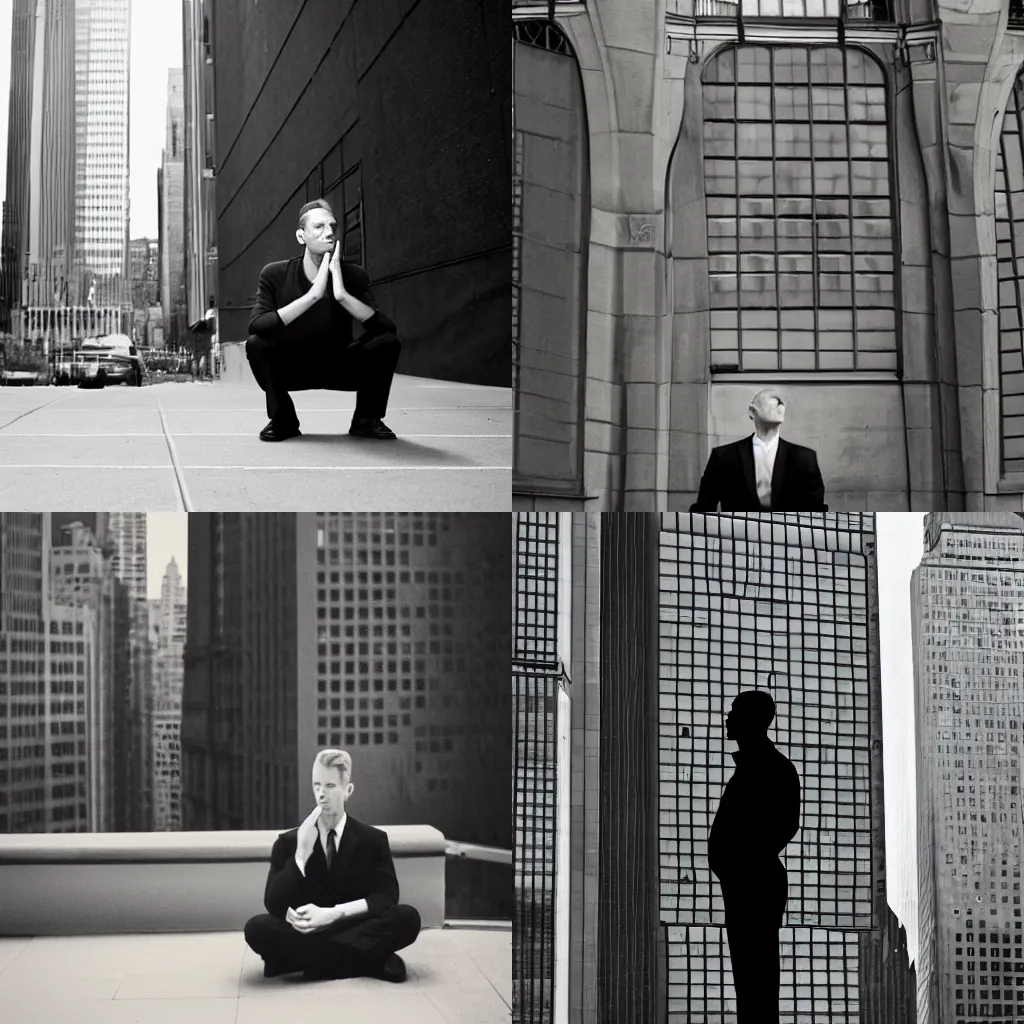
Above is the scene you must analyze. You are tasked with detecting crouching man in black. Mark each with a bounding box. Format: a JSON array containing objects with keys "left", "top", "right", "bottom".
[
  {"left": 245, "top": 199, "right": 401, "bottom": 441},
  {"left": 244, "top": 748, "right": 421, "bottom": 981}
]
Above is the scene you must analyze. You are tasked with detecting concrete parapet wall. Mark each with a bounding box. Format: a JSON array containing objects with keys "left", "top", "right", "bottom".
[{"left": 0, "top": 825, "right": 446, "bottom": 935}]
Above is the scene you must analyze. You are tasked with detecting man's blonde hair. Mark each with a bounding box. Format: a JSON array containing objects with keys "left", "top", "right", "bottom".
[
  {"left": 298, "top": 199, "right": 335, "bottom": 231},
  {"left": 315, "top": 748, "right": 352, "bottom": 783}
]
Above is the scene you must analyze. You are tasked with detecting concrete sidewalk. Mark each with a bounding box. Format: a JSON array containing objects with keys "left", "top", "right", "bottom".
[
  {"left": 0, "top": 925, "right": 511, "bottom": 1024},
  {"left": 0, "top": 377, "right": 511, "bottom": 510}
]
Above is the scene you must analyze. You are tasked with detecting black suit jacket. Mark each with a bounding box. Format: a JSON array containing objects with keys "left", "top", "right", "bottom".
[
  {"left": 263, "top": 816, "right": 400, "bottom": 921},
  {"left": 690, "top": 435, "right": 827, "bottom": 512},
  {"left": 248, "top": 257, "right": 396, "bottom": 347}
]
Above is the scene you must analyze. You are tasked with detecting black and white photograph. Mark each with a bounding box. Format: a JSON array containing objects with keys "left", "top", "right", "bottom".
[
  {"left": 514, "top": 511, "right": 1024, "bottom": 1024},
  {"left": 512, "top": 0, "right": 1024, "bottom": 512},
  {"left": 0, "top": 0, "right": 510, "bottom": 510},
  {"left": 0, "top": 512, "right": 512, "bottom": 1023}
]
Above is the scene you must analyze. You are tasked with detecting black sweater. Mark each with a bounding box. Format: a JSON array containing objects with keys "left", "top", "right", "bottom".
[{"left": 248, "top": 256, "right": 397, "bottom": 347}]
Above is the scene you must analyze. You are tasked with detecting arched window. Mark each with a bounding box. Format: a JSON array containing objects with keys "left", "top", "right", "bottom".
[
  {"left": 702, "top": 46, "right": 896, "bottom": 373},
  {"left": 995, "top": 73, "right": 1024, "bottom": 476}
]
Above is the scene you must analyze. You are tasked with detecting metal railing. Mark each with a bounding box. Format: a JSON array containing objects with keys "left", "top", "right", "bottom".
[
  {"left": 445, "top": 841, "right": 513, "bottom": 866},
  {"left": 668, "top": 0, "right": 894, "bottom": 18}
]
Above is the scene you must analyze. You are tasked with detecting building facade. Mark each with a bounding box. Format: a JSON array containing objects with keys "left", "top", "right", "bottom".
[
  {"left": 182, "top": 0, "right": 217, "bottom": 331},
  {"left": 73, "top": 0, "right": 130, "bottom": 304},
  {"left": 182, "top": 514, "right": 511, "bottom": 867},
  {"left": 211, "top": 0, "right": 510, "bottom": 386},
  {"left": 512, "top": 0, "right": 1024, "bottom": 511},
  {"left": 514, "top": 511, "right": 917, "bottom": 1024},
  {"left": 160, "top": 68, "right": 185, "bottom": 350},
  {"left": 49, "top": 518, "right": 116, "bottom": 833},
  {"left": 150, "top": 558, "right": 186, "bottom": 831},
  {"left": 912, "top": 512, "right": 1024, "bottom": 1024}
]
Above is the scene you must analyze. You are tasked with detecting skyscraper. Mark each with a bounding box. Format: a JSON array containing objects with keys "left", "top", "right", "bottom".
[
  {"left": 513, "top": 512, "right": 915, "bottom": 1024},
  {"left": 106, "top": 512, "right": 146, "bottom": 603},
  {"left": 150, "top": 557, "right": 186, "bottom": 831},
  {"left": 912, "top": 513, "right": 1024, "bottom": 1024},
  {"left": 160, "top": 68, "right": 185, "bottom": 348},
  {"left": 73, "top": 0, "right": 130, "bottom": 306},
  {"left": 50, "top": 519, "right": 117, "bottom": 832}
]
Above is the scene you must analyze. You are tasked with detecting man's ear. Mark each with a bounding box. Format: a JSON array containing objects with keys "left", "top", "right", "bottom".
[{"left": 295, "top": 229, "right": 305, "bottom": 247}]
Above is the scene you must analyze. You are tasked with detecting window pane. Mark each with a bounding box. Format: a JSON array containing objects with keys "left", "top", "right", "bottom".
[{"left": 701, "top": 44, "right": 896, "bottom": 373}]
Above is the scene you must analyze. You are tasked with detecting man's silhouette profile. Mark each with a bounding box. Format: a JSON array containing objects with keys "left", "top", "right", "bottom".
[{"left": 708, "top": 690, "right": 800, "bottom": 1024}]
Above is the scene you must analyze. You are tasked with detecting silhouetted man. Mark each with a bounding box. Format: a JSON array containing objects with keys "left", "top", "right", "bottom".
[
  {"left": 690, "top": 389, "right": 827, "bottom": 511},
  {"left": 708, "top": 690, "right": 800, "bottom": 1023}
]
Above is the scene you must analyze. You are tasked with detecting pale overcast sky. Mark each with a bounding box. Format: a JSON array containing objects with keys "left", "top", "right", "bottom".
[
  {"left": 146, "top": 512, "right": 188, "bottom": 600},
  {"left": 877, "top": 513, "right": 927, "bottom": 966},
  {"left": 0, "top": 0, "right": 181, "bottom": 239}
]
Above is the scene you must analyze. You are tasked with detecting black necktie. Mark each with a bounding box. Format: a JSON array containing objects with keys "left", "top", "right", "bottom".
[{"left": 326, "top": 829, "right": 336, "bottom": 871}]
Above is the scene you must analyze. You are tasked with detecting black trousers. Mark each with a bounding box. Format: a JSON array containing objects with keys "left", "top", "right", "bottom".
[
  {"left": 244, "top": 904, "right": 420, "bottom": 974},
  {"left": 722, "top": 862, "right": 788, "bottom": 1024},
  {"left": 245, "top": 332, "right": 401, "bottom": 429}
]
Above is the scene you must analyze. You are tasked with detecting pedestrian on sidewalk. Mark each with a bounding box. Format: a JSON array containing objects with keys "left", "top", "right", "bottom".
[{"left": 245, "top": 199, "right": 401, "bottom": 442}]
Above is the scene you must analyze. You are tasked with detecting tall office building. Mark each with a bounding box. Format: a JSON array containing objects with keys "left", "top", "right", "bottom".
[
  {"left": 513, "top": 512, "right": 915, "bottom": 1024},
  {"left": 160, "top": 69, "right": 185, "bottom": 348},
  {"left": 0, "top": 513, "right": 97, "bottom": 834},
  {"left": 182, "top": 0, "right": 217, "bottom": 327},
  {"left": 106, "top": 513, "right": 146, "bottom": 603},
  {"left": 150, "top": 558, "right": 186, "bottom": 831},
  {"left": 912, "top": 513, "right": 1024, "bottom": 1024},
  {"left": 50, "top": 519, "right": 117, "bottom": 832},
  {"left": 181, "top": 513, "right": 511, "bottom": 911},
  {"left": 73, "top": 0, "right": 131, "bottom": 306},
  {"left": 513, "top": 512, "right": 573, "bottom": 1024}
]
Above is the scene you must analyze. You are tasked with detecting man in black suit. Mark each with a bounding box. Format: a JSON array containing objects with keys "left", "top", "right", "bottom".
[
  {"left": 244, "top": 749, "right": 421, "bottom": 981},
  {"left": 245, "top": 199, "right": 402, "bottom": 442},
  {"left": 690, "top": 389, "right": 827, "bottom": 511},
  {"left": 709, "top": 690, "right": 800, "bottom": 1024}
]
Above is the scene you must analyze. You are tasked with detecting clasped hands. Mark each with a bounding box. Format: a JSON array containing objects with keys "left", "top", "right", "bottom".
[
  {"left": 286, "top": 903, "right": 335, "bottom": 934},
  {"left": 309, "top": 241, "right": 348, "bottom": 302}
]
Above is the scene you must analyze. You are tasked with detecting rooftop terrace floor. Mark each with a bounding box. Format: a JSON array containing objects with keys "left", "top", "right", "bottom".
[{"left": 0, "top": 924, "right": 511, "bottom": 1023}]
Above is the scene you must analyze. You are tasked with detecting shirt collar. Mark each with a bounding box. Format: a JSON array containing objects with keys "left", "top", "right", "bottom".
[
  {"left": 317, "top": 811, "right": 347, "bottom": 844},
  {"left": 752, "top": 433, "right": 779, "bottom": 453},
  {"left": 731, "top": 736, "right": 776, "bottom": 766}
]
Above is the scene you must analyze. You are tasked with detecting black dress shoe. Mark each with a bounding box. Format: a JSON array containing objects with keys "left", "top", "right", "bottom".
[
  {"left": 349, "top": 417, "right": 396, "bottom": 440},
  {"left": 370, "top": 953, "right": 407, "bottom": 983},
  {"left": 259, "top": 421, "right": 302, "bottom": 442}
]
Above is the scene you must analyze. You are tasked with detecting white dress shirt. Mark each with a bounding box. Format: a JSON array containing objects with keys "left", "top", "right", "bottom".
[
  {"left": 752, "top": 433, "right": 779, "bottom": 508},
  {"left": 295, "top": 809, "right": 368, "bottom": 921},
  {"left": 317, "top": 811, "right": 347, "bottom": 860}
]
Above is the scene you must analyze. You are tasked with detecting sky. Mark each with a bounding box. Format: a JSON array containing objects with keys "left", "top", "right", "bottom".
[
  {"left": 146, "top": 512, "right": 187, "bottom": 601},
  {"left": 0, "top": 0, "right": 182, "bottom": 239},
  {"left": 877, "top": 513, "right": 927, "bottom": 966}
]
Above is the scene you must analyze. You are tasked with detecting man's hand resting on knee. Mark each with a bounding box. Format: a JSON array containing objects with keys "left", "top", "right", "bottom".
[{"left": 286, "top": 905, "right": 335, "bottom": 933}]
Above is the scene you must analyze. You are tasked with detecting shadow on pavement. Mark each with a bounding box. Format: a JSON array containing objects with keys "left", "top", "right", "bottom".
[{"left": 286, "top": 435, "right": 479, "bottom": 465}]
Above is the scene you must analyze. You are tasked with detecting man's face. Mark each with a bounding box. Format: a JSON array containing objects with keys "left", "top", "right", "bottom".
[
  {"left": 297, "top": 210, "right": 337, "bottom": 254},
  {"left": 750, "top": 391, "right": 786, "bottom": 425},
  {"left": 312, "top": 761, "right": 352, "bottom": 820}
]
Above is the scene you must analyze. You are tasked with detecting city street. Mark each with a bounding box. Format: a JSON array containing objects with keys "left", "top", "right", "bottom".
[{"left": 0, "top": 377, "right": 511, "bottom": 510}]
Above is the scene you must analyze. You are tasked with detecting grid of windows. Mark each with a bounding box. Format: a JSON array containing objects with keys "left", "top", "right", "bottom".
[
  {"left": 671, "top": 0, "right": 893, "bottom": 15},
  {"left": 668, "top": 926, "right": 860, "bottom": 1021},
  {"left": 703, "top": 46, "right": 896, "bottom": 372},
  {"left": 995, "top": 76, "right": 1024, "bottom": 476},
  {"left": 915, "top": 516, "right": 1024, "bottom": 1024},
  {"left": 513, "top": 513, "right": 562, "bottom": 1024},
  {"left": 658, "top": 512, "right": 877, "bottom": 1020}
]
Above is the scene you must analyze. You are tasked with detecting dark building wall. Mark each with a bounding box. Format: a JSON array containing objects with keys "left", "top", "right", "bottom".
[
  {"left": 50, "top": 513, "right": 99, "bottom": 548},
  {"left": 213, "top": 0, "right": 510, "bottom": 386},
  {"left": 598, "top": 514, "right": 663, "bottom": 1022}
]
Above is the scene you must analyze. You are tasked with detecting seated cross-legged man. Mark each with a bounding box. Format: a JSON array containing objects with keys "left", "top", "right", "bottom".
[
  {"left": 245, "top": 198, "right": 402, "bottom": 442},
  {"left": 244, "top": 748, "right": 421, "bottom": 982}
]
